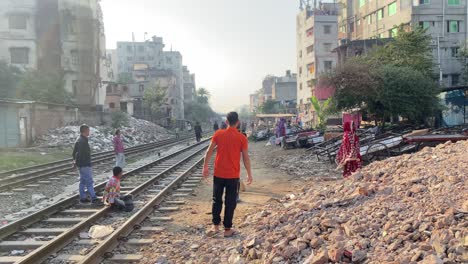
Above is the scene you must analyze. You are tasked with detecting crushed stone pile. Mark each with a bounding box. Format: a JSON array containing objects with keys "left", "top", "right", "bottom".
[
  {"left": 240, "top": 140, "right": 467, "bottom": 263},
  {"left": 35, "top": 116, "right": 171, "bottom": 152},
  {"left": 269, "top": 151, "right": 338, "bottom": 179}
]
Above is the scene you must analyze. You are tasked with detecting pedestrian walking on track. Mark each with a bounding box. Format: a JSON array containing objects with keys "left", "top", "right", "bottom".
[
  {"left": 72, "top": 125, "right": 100, "bottom": 204},
  {"left": 203, "top": 112, "right": 253, "bottom": 238},
  {"left": 113, "top": 129, "right": 126, "bottom": 168},
  {"left": 194, "top": 121, "right": 203, "bottom": 142}
]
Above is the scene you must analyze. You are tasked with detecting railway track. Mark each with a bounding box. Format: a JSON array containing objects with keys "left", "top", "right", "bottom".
[
  {"left": 0, "top": 133, "right": 200, "bottom": 192},
  {"left": 0, "top": 138, "right": 211, "bottom": 264}
]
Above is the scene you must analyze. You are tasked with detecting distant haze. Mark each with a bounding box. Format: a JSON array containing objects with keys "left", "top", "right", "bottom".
[{"left": 101, "top": 0, "right": 297, "bottom": 112}]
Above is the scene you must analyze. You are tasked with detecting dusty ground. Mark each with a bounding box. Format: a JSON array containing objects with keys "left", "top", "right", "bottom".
[{"left": 139, "top": 141, "right": 337, "bottom": 264}]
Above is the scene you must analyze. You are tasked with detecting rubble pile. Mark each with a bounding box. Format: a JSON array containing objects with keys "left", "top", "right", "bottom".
[
  {"left": 270, "top": 152, "right": 338, "bottom": 179},
  {"left": 240, "top": 140, "right": 467, "bottom": 263},
  {"left": 35, "top": 116, "right": 171, "bottom": 152}
]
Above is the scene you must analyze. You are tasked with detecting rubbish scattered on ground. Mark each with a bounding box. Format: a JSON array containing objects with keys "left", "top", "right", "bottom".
[
  {"left": 88, "top": 225, "right": 114, "bottom": 239},
  {"left": 35, "top": 116, "right": 171, "bottom": 152}
]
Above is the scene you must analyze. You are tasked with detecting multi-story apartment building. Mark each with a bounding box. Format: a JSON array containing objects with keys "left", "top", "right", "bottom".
[
  {"left": 0, "top": 0, "right": 105, "bottom": 107},
  {"left": 249, "top": 93, "right": 260, "bottom": 113},
  {"left": 183, "top": 66, "right": 196, "bottom": 103},
  {"left": 115, "top": 38, "right": 185, "bottom": 120},
  {"left": 296, "top": 2, "right": 339, "bottom": 125},
  {"left": 338, "top": 0, "right": 467, "bottom": 87}
]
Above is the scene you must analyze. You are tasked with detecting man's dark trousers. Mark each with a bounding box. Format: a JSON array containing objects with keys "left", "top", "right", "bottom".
[{"left": 212, "top": 176, "right": 239, "bottom": 229}]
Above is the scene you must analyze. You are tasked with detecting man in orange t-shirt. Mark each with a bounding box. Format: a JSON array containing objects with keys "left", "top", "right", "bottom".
[{"left": 203, "top": 112, "right": 253, "bottom": 237}]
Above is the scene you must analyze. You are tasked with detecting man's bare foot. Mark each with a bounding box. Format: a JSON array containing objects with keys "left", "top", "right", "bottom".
[
  {"left": 206, "top": 225, "right": 221, "bottom": 237},
  {"left": 224, "top": 228, "right": 236, "bottom": 237}
]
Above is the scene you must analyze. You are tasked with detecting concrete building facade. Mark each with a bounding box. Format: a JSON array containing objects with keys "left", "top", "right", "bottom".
[
  {"left": 183, "top": 66, "right": 196, "bottom": 103},
  {"left": 338, "top": 0, "right": 467, "bottom": 87},
  {"left": 296, "top": 2, "right": 339, "bottom": 125},
  {"left": 249, "top": 93, "right": 260, "bottom": 113},
  {"left": 0, "top": 0, "right": 105, "bottom": 107},
  {"left": 272, "top": 70, "right": 297, "bottom": 103}
]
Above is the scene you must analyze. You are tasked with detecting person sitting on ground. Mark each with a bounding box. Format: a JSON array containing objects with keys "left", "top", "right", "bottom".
[{"left": 102, "top": 166, "right": 132, "bottom": 211}]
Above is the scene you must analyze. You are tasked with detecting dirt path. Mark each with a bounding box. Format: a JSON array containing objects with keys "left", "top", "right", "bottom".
[{"left": 138, "top": 141, "right": 312, "bottom": 264}]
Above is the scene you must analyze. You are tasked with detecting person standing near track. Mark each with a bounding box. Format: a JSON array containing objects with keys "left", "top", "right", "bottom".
[
  {"left": 72, "top": 125, "right": 100, "bottom": 204},
  {"left": 194, "top": 121, "right": 203, "bottom": 142},
  {"left": 203, "top": 112, "right": 253, "bottom": 237},
  {"left": 113, "top": 129, "right": 126, "bottom": 168}
]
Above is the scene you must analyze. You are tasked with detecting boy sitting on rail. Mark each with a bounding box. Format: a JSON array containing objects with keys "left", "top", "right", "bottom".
[{"left": 103, "top": 167, "right": 133, "bottom": 211}]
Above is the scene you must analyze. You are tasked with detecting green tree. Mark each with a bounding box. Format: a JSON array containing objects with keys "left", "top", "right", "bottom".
[
  {"left": 257, "top": 100, "right": 280, "bottom": 114},
  {"left": 366, "top": 26, "right": 433, "bottom": 76},
  {"left": 17, "top": 70, "right": 72, "bottom": 104},
  {"left": 118, "top": 73, "right": 134, "bottom": 84},
  {"left": 375, "top": 65, "right": 440, "bottom": 125},
  {"left": 0, "top": 61, "right": 21, "bottom": 98},
  {"left": 310, "top": 96, "right": 332, "bottom": 130},
  {"left": 184, "top": 101, "right": 217, "bottom": 123},
  {"left": 196, "top": 87, "right": 211, "bottom": 105},
  {"left": 144, "top": 85, "right": 167, "bottom": 113},
  {"left": 111, "top": 111, "right": 129, "bottom": 128}
]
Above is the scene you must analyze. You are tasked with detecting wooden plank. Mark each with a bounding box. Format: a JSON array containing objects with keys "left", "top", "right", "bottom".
[
  {"left": 109, "top": 254, "right": 143, "bottom": 263},
  {"left": 138, "top": 227, "right": 165, "bottom": 233},
  {"left": 149, "top": 217, "right": 173, "bottom": 222},
  {"left": 0, "top": 257, "right": 23, "bottom": 264},
  {"left": 165, "top": 201, "right": 185, "bottom": 205},
  {"left": 177, "top": 188, "right": 193, "bottom": 192},
  {"left": 158, "top": 207, "right": 179, "bottom": 212},
  {"left": 56, "top": 255, "right": 84, "bottom": 262},
  {"left": 126, "top": 239, "right": 154, "bottom": 245},
  {"left": 20, "top": 228, "right": 68, "bottom": 235},
  {"left": 43, "top": 218, "right": 86, "bottom": 224},
  {"left": 62, "top": 209, "right": 99, "bottom": 214},
  {"left": 0, "top": 241, "right": 45, "bottom": 250},
  {"left": 76, "top": 240, "right": 99, "bottom": 245}
]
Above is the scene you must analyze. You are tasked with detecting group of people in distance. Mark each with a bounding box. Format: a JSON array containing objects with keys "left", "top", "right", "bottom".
[{"left": 72, "top": 113, "right": 359, "bottom": 237}]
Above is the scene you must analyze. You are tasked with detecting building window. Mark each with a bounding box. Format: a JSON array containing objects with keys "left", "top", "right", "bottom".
[
  {"left": 388, "top": 2, "right": 397, "bottom": 16},
  {"left": 323, "top": 43, "right": 332, "bottom": 52},
  {"left": 73, "top": 80, "right": 78, "bottom": 96},
  {"left": 127, "top": 56, "right": 133, "bottom": 61},
  {"left": 138, "top": 46, "right": 145, "bottom": 52},
  {"left": 66, "top": 18, "right": 77, "bottom": 35},
  {"left": 306, "top": 45, "right": 314, "bottom": 54},
  {"left": 359, "top": 0, "right": 366, "bottom": 7},
  {"left": 390, "top": 28, "right": 398, "bottom": 38},
  {"left": 127, "top": 45, "right": 133, "bottom": 52},
  {"left": 71, "top": 50, "right": 78, "bottom": 65},
  {"left": 451, "top": 47, "right": 459, "bottom": 57},
  {"left": 307, "top": 63, "right": 315, "bottom": 75},
  {"left": 367, "top": 15, "right": 372, "bottom": 25},
  {"left": 148, "top": 56, "right": 154, "bottom": 61},
  {"left": 324, "top": 25, "right": 332, "bottom": 34},
  {"left": 419, "top": 21, "right": 431, "bottom": 29},
  {"left": 106, "top": 84, "right": 112, "bottom": 93},
  {"left": 299, "top": 50, "right": 302, "bottom": 58},
  {"left": 109, "top": 103, "right": 115, "bottom": 109},
  {"left": 447, "top": 21, "right": 460, "bottom": 33},
  {"left": 452, "top": 74, "right": 460, "bottom": 85},
  {"left": 10, "top": 47, "right": 29, "bottom": 64},
  {"left": 139, "top": 84, "right": 144, "bottom": 92},
  {"left": 324, "top": 61, "right": 333, "bottom": 71},
  {"left": 299, "top": 83, "right": 303, "bottom": 90},
  {"left": 419, "top": 0, "right": 430, "bottom": 4},
  {"left": 139, "top": 56, "right": 145, "bottom": 61},
  {"left": 299, "top": 67, "right": 302, "bottom": 75},
  {"left": 9, "top": 14, "right": 27, "bottom": 30},
  {"left": 306, "top": 27, "right": 314, "bottom": 37},
  {"left": 377, "top": 9, "right": 384, "bottom": 20},
  {"left": 448, "top": 0, "right": 460, "bottom": 6}
]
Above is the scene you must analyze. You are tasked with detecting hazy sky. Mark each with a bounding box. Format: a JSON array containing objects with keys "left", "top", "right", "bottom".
[{"left": 101, "top": 0, "right": 298, "bottom": 113}]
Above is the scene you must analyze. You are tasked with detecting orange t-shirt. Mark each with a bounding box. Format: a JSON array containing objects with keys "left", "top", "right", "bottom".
[{"left": 212, "top": 127, "right": 248, "bottom": 179}]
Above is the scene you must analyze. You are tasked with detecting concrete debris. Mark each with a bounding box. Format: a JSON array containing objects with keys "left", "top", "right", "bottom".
[
  {"left": 35, "top": 116, "right": 170, "bottom": 151},
  {"left": 239, "top": 140, "right": 467, "bottom": 263},
  {"left": 31, "top": 194, "right": 47, "bottom": 203}
]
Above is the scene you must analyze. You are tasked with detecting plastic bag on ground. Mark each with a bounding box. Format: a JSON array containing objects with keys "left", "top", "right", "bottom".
[{"left": 88, "top": 225, "right": 114, "bottom": 239}]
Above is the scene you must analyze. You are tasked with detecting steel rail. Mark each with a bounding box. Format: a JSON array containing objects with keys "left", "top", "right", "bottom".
[
  {"left": 79, "top": 156, "right": 205, "bottom": 264},
  {"left": 0, "top": 138, "right": 210, "bottom": 241},
  {"left": 14, "top": 140, "right": 210, "bottom": 264},
  {"left": 0, "top": 133, "right": 205, "bottom": 192}
]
